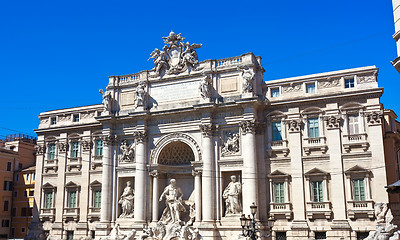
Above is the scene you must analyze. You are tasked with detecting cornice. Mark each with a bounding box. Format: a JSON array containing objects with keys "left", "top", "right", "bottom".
[{"left": 34, "top": 122, "right": 103, "bottom": 134}]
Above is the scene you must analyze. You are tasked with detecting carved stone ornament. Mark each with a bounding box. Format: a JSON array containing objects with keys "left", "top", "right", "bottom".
[
  {"left": 135, "top": 80, "right": 148, "bottom": 109},
  {"left": 318, "top": 78, "right": 340, "bottom": 88},
  {"left": 103, "top": 135, "right": 116, "bottom": 146},
  {"left": 104, "top": 223, "right": 136, "bottom": 240},
  {"left": 192, "top": 170, "right": 202, "bottom": 177},
  {"left": 149, "top": 170, "right": 159, "bottom": 178},
  {"left": 357, "top": 75, "right": 376, "bottom": 84},
  {"left": 120, "top": 140, "right": 135, "bottom": 163},
  {"left": 325, "top": 115, "right": 342, "bottom": 129},
  {"left": 57, "top": 142, "right": 67, "bottom": 153},
  {"left": 199, "top": 74, "right": 212, "bottom": 99},
  {"left": 221, "top": 131, "right": 240, "bottom": 156},
  {"left": 81, "top": 140, "right": 92, "bottom": 152},
  {"left": 366, "top": 111, "right": 383, "bottom": 125},
  {"left": 239, "top": 120, "right": 257, "bottom": 134},
  {"left": 239, "top": 67, "right": 255, "bottom": 93},
  {"left": 283, "top": 83, "right": 301, "bottom": 93},
  {"left": 150, "top": 31, "right": 202, "bottom": 77},
  {"left": 364, "top": 203, "right": 400, "bottom": 240},
  {"left": 133, "top": 131, "right": 147, "bottom": 143},
  {"left": 199, "top": 124, "right": 215, "bottom": 137},
  {"left": 286, "top": 119, "right": 301, "bottom": 132},
  {"left": 34, "top": 145, "right": 45, "bottom": 155},
  {"left": 99, "top": 89, "right": 112, "bottom": 114}
]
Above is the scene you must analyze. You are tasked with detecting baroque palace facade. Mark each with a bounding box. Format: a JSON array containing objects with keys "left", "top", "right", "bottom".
[{"left": 29, "top": 32, "right": 398, "bottom": 240}]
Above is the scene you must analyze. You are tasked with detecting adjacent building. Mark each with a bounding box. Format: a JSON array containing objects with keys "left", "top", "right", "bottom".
[
  {"left": 29, "top": 32, "right": 398, "bottom": 240},
  {"left": 392, "top": 0, "right": 400, "bottom": 72}
]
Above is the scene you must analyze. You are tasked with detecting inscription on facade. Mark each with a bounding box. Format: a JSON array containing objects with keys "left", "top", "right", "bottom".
[{"left": 151, "top": 80, "right": 200, "bottom": 103}]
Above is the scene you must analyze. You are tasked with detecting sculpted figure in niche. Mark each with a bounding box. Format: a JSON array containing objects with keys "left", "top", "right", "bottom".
[
  {"left": 99, "top": 89, "right": 112, "bottom": 112},
  {"left": 135, "top": 81, "right": 147, "bottom": 108},
  {"left": 199, "top": 75, "right": 212, "bottom": 99},
  {"left": 120, "top": 141, "right": 135, "bottom": 162},
  {"left": 239, "top": 67, "right": 255, "bottom": 93},
  {"left": 221, "top": 132, "right": 239, "bottom": 156},
  {"left": 159, "top": 179, "right": 186, "bottom": 224},
  {"left": 118, "top": 181, "right": 134, "bottom": 218},
  {"left": 223, "top": 175, "right": 242, "bottom": 215}
]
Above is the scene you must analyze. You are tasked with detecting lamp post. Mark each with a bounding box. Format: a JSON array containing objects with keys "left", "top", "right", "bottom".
[{"left": 240, "top": 202, "right": 260, "bottom": 240}]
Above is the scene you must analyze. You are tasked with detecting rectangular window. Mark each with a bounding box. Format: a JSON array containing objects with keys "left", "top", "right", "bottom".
[
  {"left": 315, "top": 232, "right": 327, "bottom": 239},
  {"left": 28, "top": 207, "right": 33, "bottom": 216},
  {"left": 353, "top": 178, "right": 366, "bottom": 201},
  {"left": 15, "top": 174, "right": 19, "bottom": 182},
  {"left": 33, "top": 173, "right": 35, "bottom": 180},
  {"left": 48, "top": 144, "right": 56, "bottom": 160},
  {"left": 25, "top": 173, "right": 30, "bottom": 182},
  {"left": 96, "top": 139, "right": 103, "bottom": 156},
  {"left": 67, "top": 231, "right": 74, "bottom": 240},
  {"left": 94, "top": 190, "right": 101, "bottom": 208},
  {"left": 51, "top": 117, "right": 56, "bottom": 125},
  {"left": 306, "top": 83, "right": 315, "bottom": 93},
  {"left": 271, "top": 88, "right": 280, "bottom": 97},
  {"left": 21, "top": 207, "right": 27, "bottom": 216},
  {"left": 11, "top": 208, "right": 16, "bottom": 217},
  {"left": 3, "top": 181, "right": 12, "bottom": 191},
  {"left": 6, "top": 162, "right": 11, "bottom": 171},
  {"left": 276, "top": 232, "right": 287, "bottom": 240},
  {"left": 3, "top": 201, "right": 9, "bottom": 211},
  {"left": 272, "top": 121, "right": 282, "bottom": 141},
  {"left": 1, "top": 219, "right": 10, "bottom": 227},
  {"left": 345, "top": 78, "right": 355, "bottom": 88},
  {"left": 348, "top": 114, "right": 360, "bottom": 135},
  {"left": 29, "top": 190, "right": 34, "bottom": 196},
  {"left": 308, "top": 118, "right": 319, "bottom": 138},
  {"left": 24, "top": 191, "right": 27, "bottom": 197},
  {"left": 21, "top": 227, "right": 25, "bottom": 233},
  {"left": 274, "top": 182, "right": 285, "bottom": 203},
  {"left": 311, "top": 181, "right": 324, "bottom": 202},
  {"left": 18, "top": 163, "right": 22, "bottom": 170},
  {"left": 45, "top": 192, "right": 53, "bottom": 209},
  {"left": 71, "top": 142, "right": 79, "bottom": 158},
  {"left": 69, "top": 190, "right": 77, "bottom": 208},
  {"left": 73, "top": 114, "right": 79, "bottom": 122}
]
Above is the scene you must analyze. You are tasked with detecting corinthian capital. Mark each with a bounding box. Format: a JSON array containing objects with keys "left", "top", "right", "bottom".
[
  {"left": 103, "top": 135, "right": 116, "bottom": 145},
  {"left": 199, "top": 124, "right": 215, "bottom": 137},
  {"left": 134, "top": 131, "right": 147, "bottom": 143},
  {"left": 239, "top": 120, "right": 257, "bottom": 134}
]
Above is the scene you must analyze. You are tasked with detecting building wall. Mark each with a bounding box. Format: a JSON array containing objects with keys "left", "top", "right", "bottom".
[{"left": 0, "top": 149, "right": 16, "bottom": 239}]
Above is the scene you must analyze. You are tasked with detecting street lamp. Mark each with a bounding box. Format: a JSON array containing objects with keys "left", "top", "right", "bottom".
[{"left": 240, "top": 202, "right": 260, "bottom": 240}]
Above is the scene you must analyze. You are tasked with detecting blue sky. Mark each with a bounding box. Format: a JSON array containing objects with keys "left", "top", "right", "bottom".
[{"left": 0, "top": 0, "right": 397, "bottom": 137}]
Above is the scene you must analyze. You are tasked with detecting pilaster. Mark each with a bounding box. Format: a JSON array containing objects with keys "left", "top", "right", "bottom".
[{"left": 133, "top": 130, "right": 148, "bottom": 223}]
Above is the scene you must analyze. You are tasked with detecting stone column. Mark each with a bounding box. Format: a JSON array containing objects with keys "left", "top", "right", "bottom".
[
  {"left": 134, "top": 130, "right": 147, "bottom": 223},
  {"left": 55, "top": 136, "right": 67, "bottom": 224},
  {"left": 200, "top": 124, "right": 215, "bottom": 222},
  {"left": 150, "top": 170, "right": 159, "bottom": 222},
  {"left": 100, "top": 135, "right": 114, "bottom": 223},
  {"left": 192, "top": 170, "right": 202, "bottom": 222},
  {"left": 240, "top": 120, "right": 258, "bottom": 216}
]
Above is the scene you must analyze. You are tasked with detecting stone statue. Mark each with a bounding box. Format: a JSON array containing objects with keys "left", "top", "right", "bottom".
[
  {"left": 223, "top": 175, "right": 242, "bottom": 215},
  {"left": 199, "top": 74, "right": 212, "bottom": 99},
  {"left": 365, "top": 203, "right": 400, "bottom": 240},
  {"left": 118, "top": 181, "right": 134, "bottom": 218},
  {"left": 120, "top": 141, "right": 135, "bottom": 162},
  {"left": 159, "top": 179, "right": 186, "bottom": 224},
  {"left": 239, "top": 67, "right": 255, "bottom": 93},
  {"left": 99, "top": 89, "right": 112, "bottom": 112},
  {"left": 150, "top": 48, "right": 168, "bottom": 76},
  {"left": 221, "top": 132, "right": 239, "bottom": 156},
  {"left": 182, "top": 42, "right": 202, "bottom": 67},
  {"left": 135, "top": 81, "right": 147, "bottom": 108}
]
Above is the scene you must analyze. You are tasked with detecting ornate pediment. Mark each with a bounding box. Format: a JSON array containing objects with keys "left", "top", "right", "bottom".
[
  {"left": 150, "top": 31, "right": 202, "bottom": 76},
  {"left": 305, "top": 168, "right": 329, "bottom": 177},
  {"left": 268, "top": 170, "right": 290, "bottom": 178},
  {"left": 345, "top": 165, "right": 370, "bottom": 175}
]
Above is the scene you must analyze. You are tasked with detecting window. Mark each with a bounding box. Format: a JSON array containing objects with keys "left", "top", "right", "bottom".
[
  {"left": 11, "top": 228, "right": 15, "bottom": 237},
  {"left": 28, "top": 207, "right": 33, "bottom": 216},
  {"left": 311, "top": 181, "right": 324, "bottom": 202},
  {"left": 21, "top": 207, "right": 27, "bottom": 216},
  {"left": 13, "top": 191, "right": 17, "bottom": 197},
  {"left": 353, "top": 178, "right": 366, "bottom": 201},
  {"left": 96, "top": 139, "right": 103, "bottom": 156},
  {"left": 48, "top": 144, "right": 56, "bottom": 160},
  {"left": 11, "top": 208, "right": 16, "bottom": 217},
  {"left": 271, "top": 88, "right": 280, "bottom": 97},
  {"left": 94, "top": 190, "right": 101, "bottom": 208},
  {"left": 276, "top": 232, "right": 287, "bottom": 240},
  {"left": 357, "top": 232, "right": 369, "bottom": 240},
  {"left": 274, "top": 182, "right": 285, "bottom": 203},
  {"left": 3, "top": 181, "right": 12, "bottom": 191},
  {"left": 15, "top": 174, "right": 19, "bottom": 182},
  {"left": 308, "top": 118, "right": 319, "bottom": 138},
  {"left": 21, "top": 227, "right": 25, "bottom": 233},
  {"left": 45, "top": 192, "right": 53, "bottom": 209},
  {"left": 18, "top": 163, "right": 22, "bottom": 170},
  {"left": 306, "top": 83, "right": 315, "bottom": 93},
  {"left": 32, "top": 173, "right": 35, "bottom": 180},
  {"left": 272, "top": 121, "right": 282, "bottom": 141},
  {"left": 348, "top": 114, "right": 359, "bottom": 135},
  {"left": 68, "top": 190, "right": 77, "bottom": 208},
  {"left": 29, "top": 190, "right": 34, "bottom": 197},
  {"left": 67, "top": 231, "right": 74, "bottom": 240},
  {"left": 71, "top": 142, "right": 79, "bottom": 158},
  {"left": 345, "top": 78, "right": 355, "bottom": 88},
  {"left": 3, "top": 201, "right": 8, "bottom": 211},
  {"left": 25, "top": 173, "right": 30, "bottom": 181},
  {"left": 24, "top": 191, "right": 27, "bottom": 197},
  {"left": 6, "top": 162, "right": 11, "bottom": 171},
  {"left": 315, "top": 232, "right": 326, "bottom": 239},
  {"left": 51, "top": 117, "right": 56, "bottom": 125},
  {"left": 73, "top": 114, "right": 79, "bottom": 122},
  {"left": 1, "top": 219, "right": 10, "bottom": 227},
  {"left": 91, "top": 231, "right": 96, "bottom": 239}
]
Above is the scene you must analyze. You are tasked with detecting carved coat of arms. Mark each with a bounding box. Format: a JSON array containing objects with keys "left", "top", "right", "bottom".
[{"left": 150, "top": 31, "right": 202, "bottom": 76}]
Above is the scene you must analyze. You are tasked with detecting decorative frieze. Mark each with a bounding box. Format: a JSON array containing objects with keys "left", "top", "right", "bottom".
[
  {"left": 239, "top": 120, "right": 257, "bottom": 134},
  {"left": 325, "top": 115, "right": 342, "bottom": 129},
  {"left": 318, "top": 78, "right": 340, "bottom": 88},
  {"left": 357, "top": 75, "right": 376, "bottom": 83},
  {"left": 283, "top": 83, "right": 301, "bottom": 93},
  {"left": 119, "top": 140, "right": 135, "bottom": 163},
  {"left": 221, "top": 131, "right": 240, "bottom": 156}
]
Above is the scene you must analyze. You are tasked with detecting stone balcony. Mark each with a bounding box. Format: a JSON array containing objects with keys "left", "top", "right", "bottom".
[
  {"left": 347, "top": 200, "right": 374, "bottom": 219},
  {"left": 63, "top": 207, "right": 80, "bottom": 221},
  {"left": 269, "top": 140, "right": 289, "bottom": 157},
  {"left": 343, "top": 133, "right": 369, "bottom": 152},
  {"left": 269, "top": 202, "right": 292, "bottom": 220},
  {"left": 91, "top": 155, "right": 103, "bottom": 170},
  {"left": 44, "top": 159, "right": 58, "bottom": 173},
  {"left": 40, "top": 208, "right": 56, "bottom": 222},
  {"left": 67, "top": 157, "right": 82, "bottom": 171},
  {"left": 303, "top": 137, "right": 328, "bottom": 155},
  {"left": 88, "top": 207, "right": 101, "bottom": 221},
  {"left": 306, "top": 202, "right": 332, "bottom": 219}
]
